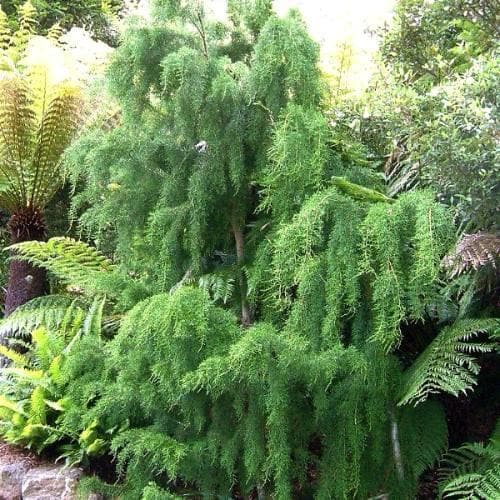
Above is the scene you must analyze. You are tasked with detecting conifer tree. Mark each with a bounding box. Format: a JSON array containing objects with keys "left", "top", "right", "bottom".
[{"left": 67, "top": 0, "right": 323, "bottom": 326}]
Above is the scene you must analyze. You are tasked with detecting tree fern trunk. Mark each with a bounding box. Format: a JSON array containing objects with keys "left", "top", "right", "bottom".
[{"left": 4, "top": 207, "right": 48, "bottom": 316}]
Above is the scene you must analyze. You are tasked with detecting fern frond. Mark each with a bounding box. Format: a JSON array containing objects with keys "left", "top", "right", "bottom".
[
  {"left": 199, "top": 272, "right": 235, "bottom": 304},
  {"left": 0, "top": 74, "right": 36, "bottom": 211},
  {"left": 0, "top": 7, "right": 11, "bottom": 52},
  {"left": 8, "top": 237, "right": 148, "bottom": 306},
  {"left": 8, "top": 237, "right": 114, "bottom": 284},
  {"left": 29, "top": 81, "right": 82, "bottom": 207},
  {"left": 46, "top": 23, "right": 63, "bottom": 44},
  {"left": 439, "top": 436, "right": 500, "bottom": 499},
  {"left": 1, "top": 366, "right": 44, "bottom": 381},
  {"left": 10, "top": 1, "right": 37, "bottom": 61},
  {"left": 443, "top": 232, "right": 500, "bottom": 278},
  {"left": 0, "top": 295, "right": 78, "bottom": 339},
  {"left": 399, "top": 319, "right": 499, "bottom": 406},
  {"left": 0, "top": 344, "right": 29, "bottom": 366},
  {"left": 0, "top": 395, "right": 26, "bottom": 415},
  {"left": 28, "top": 385, "right": 46, "bottom": 424}
]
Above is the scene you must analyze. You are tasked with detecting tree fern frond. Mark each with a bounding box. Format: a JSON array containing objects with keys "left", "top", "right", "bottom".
[
  {"left": 0, "top": 74, "right": 36, "bottom": 211},
  {"left": 8, "top": 237, "right": 148, "bottom": 307},
  {"left": 46, "top": 23, "right": 63, "bottom": 44},
  {"left": 0, "top": 7, "right": 11, "bottom": 52},
  {"left": 443, "top": 232, "right": 500, "bottom": 278},
  {"left": 0, "top": 295, "right": 78, "bottom": 339},
  {"left": 8, "top": 237, "right": 114, "bottom": 284},
  {"left": 30, "top": 81, "right": 82, "bottom": 207},
  {"left": 10, "top": 1, "right": 37, "bottom": 61},
  {"left": 439, "top": 430, "right": 500, "bottom": 499},
  {"left": 399, "top": 319, "right": 499, "bottom": 406}
]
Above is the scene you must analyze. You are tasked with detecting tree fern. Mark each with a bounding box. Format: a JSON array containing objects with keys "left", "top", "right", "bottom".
[{"left": 399, "top": 319, "right": 499, "bottom": 406}]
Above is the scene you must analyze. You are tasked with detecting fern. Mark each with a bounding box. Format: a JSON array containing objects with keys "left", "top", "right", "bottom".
[
  {"left": 399, "top": 319, "right": 499, "bottom": 406},
  {"left": 198, "top": 271, "right": 235, "bottom": 304},
  {"left": 439, "top": 424, "right": 500, "bottom": 499},
  {"left": 0, "top": 394, "right": 26, "bottom": 415},
  {"left": 0, "top": 295, "right": 81, "bottom": 339},
  {"left": 0, "top": 6, "right": 10, "bottom": 52},
  {"left": 0, "top": 70, "right": 82, "bottom": 212},
  {"left": 443, "top": 232, "right": 500, "bottom": 278},
  {"left": 8, "top": 237, "right": 148, "bottom": 308},
  {"left": 0, "top": 344, "right": 29, "bottom": 366},
  {"left": 10, "top": 1, "right": 37, "bottom": 62}
]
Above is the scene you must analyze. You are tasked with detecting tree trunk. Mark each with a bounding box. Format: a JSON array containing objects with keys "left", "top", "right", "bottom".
[
  {"left": 230, "top": 214, "right": 252, "bottom": 327},
  {"left": 4, "top": 207, "right": 48, "bottom": 316}
]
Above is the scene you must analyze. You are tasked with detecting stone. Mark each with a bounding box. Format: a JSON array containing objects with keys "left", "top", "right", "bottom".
[
  {"left": 0, "top": 461, "right": 30, "bottom": 500},
  {"left": 21, "top": 465, "right": 83, "bottom": 500}
]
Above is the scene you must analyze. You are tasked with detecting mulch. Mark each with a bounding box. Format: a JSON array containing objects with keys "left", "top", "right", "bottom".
[{"left": 0, "top": 441, "right": 46, "bottom": 468}]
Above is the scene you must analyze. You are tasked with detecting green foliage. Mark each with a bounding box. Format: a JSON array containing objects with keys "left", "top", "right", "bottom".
[
  {"left": 438, "top": 423, "right": 500, "bottom": 499},
  {"left": 399, "top": 319, "right": 499, "bottom": 406},
  {"left": 1, "top": 0, "right": 123, "bottom": 45},
  {"left": 65, "top": 0, "right": 321, "bottom": 299},
  {"left": 2, "top": 1, "right": 496, "bottom": 499},
  {"left": 380, "top": 0, "right": 498, "bottom": 86},
  {"left": 0, "top": 66, "right": 82, "bottom": 214},
  {"left": 9, "top": 237, "right": 149, "bottom": 310},
  {"left": 365, "top": 2, "right": 499, "bottom": 231},
  {"left": 0, "top": 297, "right": 109, "bottom": 459},
  {"left": 0, "top": 294, "right": 81, "bottom": 339}
]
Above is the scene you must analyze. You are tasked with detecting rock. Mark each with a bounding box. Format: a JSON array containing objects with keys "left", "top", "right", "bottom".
[
  {"left": 21, "top": 466, "right": 83, "bottom": 500},
  {"left": 0, "top": 461, "right": 30, "bottom": 500}
]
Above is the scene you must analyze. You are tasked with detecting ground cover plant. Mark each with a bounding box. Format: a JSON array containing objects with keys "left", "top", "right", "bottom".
[{"left": 0, "top": 0, "right": 498, "bottom": 498}]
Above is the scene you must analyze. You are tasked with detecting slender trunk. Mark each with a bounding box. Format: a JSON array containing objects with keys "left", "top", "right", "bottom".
[
  {"left": 230, "top": 214, "right": 252, "bottom": 327},
  {"left": 4, "top": 207, "right": 48, "bottom": 316},
  {"left": 389, "top": 408, "right": 404, "bottom": 481}
]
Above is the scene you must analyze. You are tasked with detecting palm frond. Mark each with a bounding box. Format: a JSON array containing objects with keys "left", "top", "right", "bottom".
[{"left": 399, "top": 319, "right": 499, "bottom": 406}]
